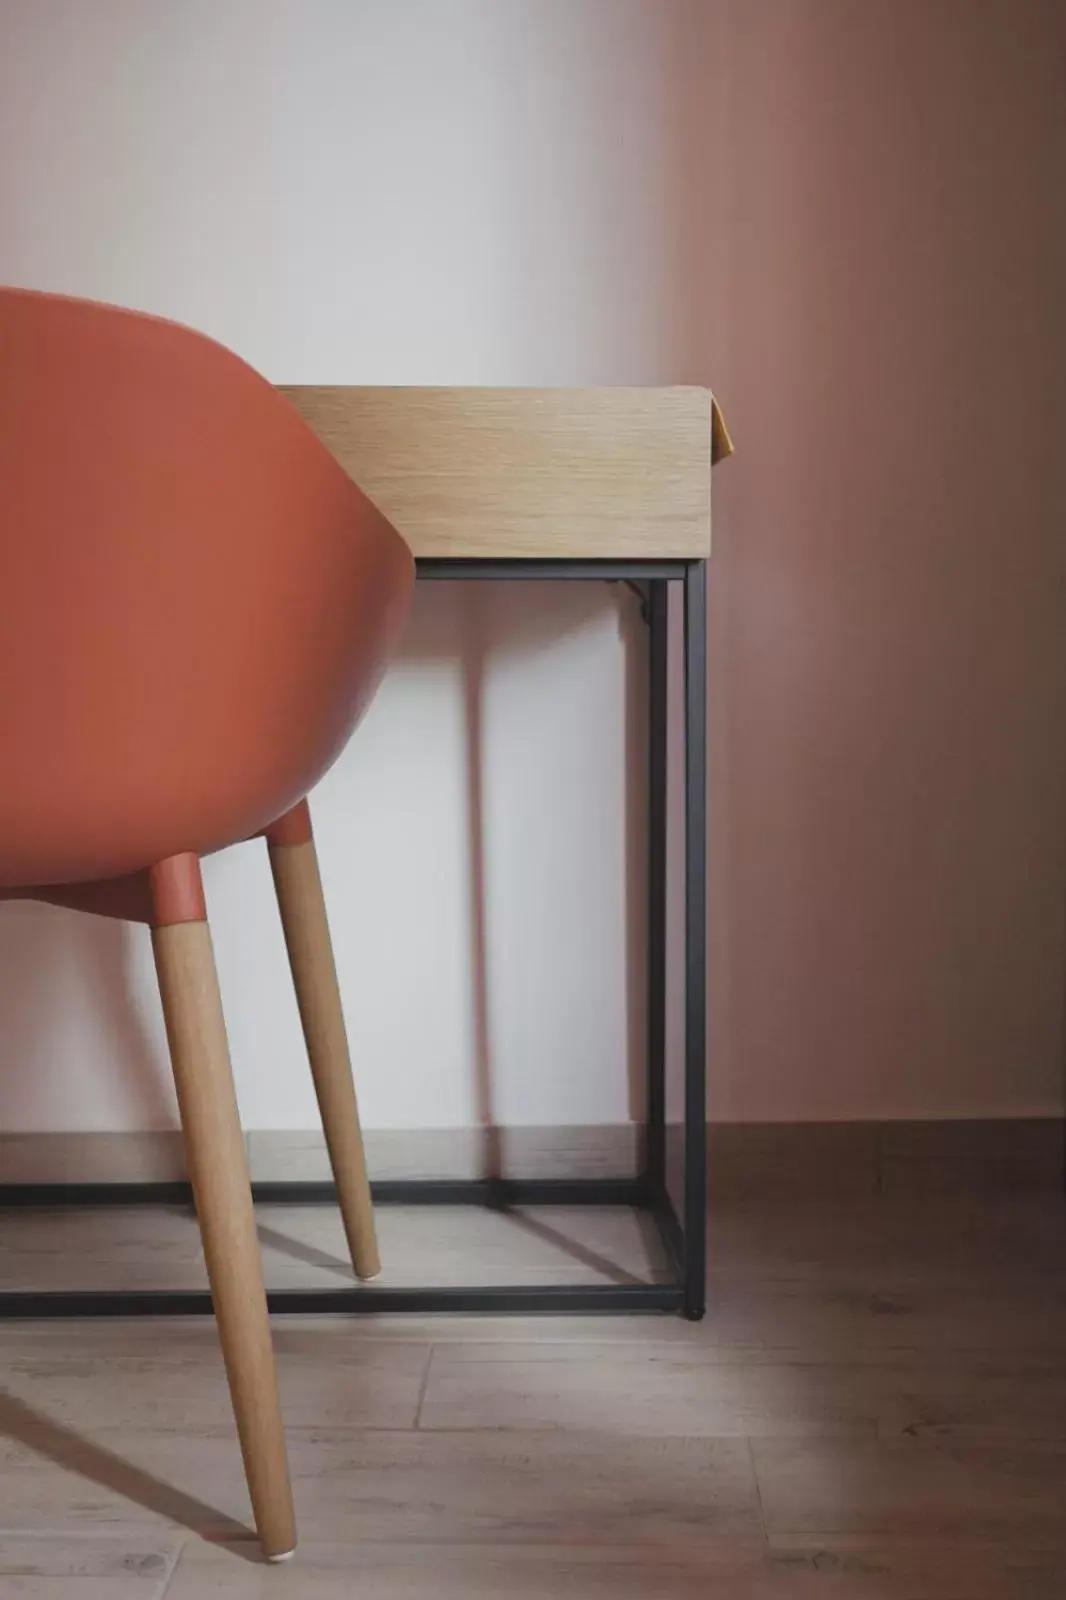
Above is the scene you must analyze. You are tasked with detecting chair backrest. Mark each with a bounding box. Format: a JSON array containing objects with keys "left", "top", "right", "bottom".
[{"left": 0, "top": 288, "right": 413, "bottom": 887}]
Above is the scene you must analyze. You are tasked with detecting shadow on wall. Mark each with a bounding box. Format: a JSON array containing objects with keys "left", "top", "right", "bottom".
[
  {"left": 358, "top": 577, "right": 652, "bottom": 1172},
  {"left": 0, "top": 577, "right": 650, "bottom": 1171}
]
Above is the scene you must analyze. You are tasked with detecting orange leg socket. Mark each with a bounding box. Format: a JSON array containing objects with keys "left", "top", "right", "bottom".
[
  {"left": 148, "top": 852, "right": 208, "bottom": 927},
  {"left": 263, "top": 799, "right": 313, "bottom": 849}
]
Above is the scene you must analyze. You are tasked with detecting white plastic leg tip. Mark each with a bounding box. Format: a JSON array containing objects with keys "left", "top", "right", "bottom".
[{"left": 267, "top": 1549, "right": 295, "bottom": 1563}]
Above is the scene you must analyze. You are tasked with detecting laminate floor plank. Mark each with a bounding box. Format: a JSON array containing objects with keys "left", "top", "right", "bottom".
[
  {"left": 419, "top": 1345, "right": 882, "bottom": 1438},
  {"left": 752, "top": 1436, "right": 1066, "bottom": 1541},
  {"left": 0, "top": 1192, "right": 1062, "bottom": 1595},
  {"left": 0, "top": 1536, "right": 178, "bottom": 1599},
  {"left": 0, "top": 1203, "right": 666, "bottom": 1292},
  {"left": 165, "top": 1536, "right": 1066, "bottom": 1599}
]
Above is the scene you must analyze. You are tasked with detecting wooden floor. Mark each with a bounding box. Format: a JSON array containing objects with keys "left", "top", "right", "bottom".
[{"left": 0, "top": 1192, "right": 1064, "bottom": 1596}]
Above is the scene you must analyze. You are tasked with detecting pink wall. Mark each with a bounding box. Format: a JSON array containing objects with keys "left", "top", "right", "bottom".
[{"left": 688, "top": 0, "right": 1066, "bottom": 1118}]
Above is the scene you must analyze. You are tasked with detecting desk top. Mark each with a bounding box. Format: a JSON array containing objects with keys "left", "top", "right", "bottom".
[{"left": 279, "top": 387, "right": 729, "bottom": 560}]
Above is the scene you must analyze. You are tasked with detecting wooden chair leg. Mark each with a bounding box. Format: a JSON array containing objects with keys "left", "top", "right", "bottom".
[
  {"left": 266, "top": 803, "right": 380, "bottom": 1280},
  {"left": 150, "top": 854, "right": 296, "bottom": 1562}
]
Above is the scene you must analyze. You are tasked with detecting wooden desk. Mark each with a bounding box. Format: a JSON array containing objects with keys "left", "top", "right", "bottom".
[
  {"left": 0, "top": 388, "right": 727, "bottom": 1326},
  {"left": 276, "top": 385, "right": 730, "bottom": 1320},
  {"left": 279, "top": 386, "right": 729, "bottom": 560}
]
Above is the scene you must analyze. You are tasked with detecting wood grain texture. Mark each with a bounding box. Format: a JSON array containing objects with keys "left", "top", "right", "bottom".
[
  {"left": 0, "top": 1337, "right": 430, "bottom": 1435},
  {"left": 752, "top": 1437, "right": 1066, "bottom": 1541},
  {"left": 277, "top": 387, "right": 713, "bottom": 558},
  {"left": 419, "top": 1345, "right": 880, "bottom": 1439},
  {"left": 0, "top": 1537, "right": 179, "bottom": 1597},
  {"left": 0, "top": 1427, "right": 759, "bottom": 1548},
  {"left": 0, "top": 1201, "right": 665, "bottom": 1294},
  {"left": 164, "top": 1538, "right": 1066, "bottom": 1600},
  {"left": 878, "top": 1118, "right": 1065, "bottom": 1195},
  {"left": 1, "top": 1193, "right": 1065, "bottom": 1593},
  {"left": 152, "top": 919, "right": 295, "bottom": 1560},
  {"left": 162, "top": 1539, "right": 821, "bottom": 1599},
  {"left": 267, "top": 834, "right": 379, "bottom": 1279}
]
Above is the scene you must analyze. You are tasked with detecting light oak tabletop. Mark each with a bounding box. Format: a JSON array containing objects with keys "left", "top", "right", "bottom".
[{"left": 279, "top": 386, "right": 730, "bottom": 562}]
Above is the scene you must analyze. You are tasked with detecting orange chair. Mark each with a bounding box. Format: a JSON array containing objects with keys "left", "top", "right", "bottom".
[{"left": 0, "top": 287, "right": 414, "bottom": 1559}]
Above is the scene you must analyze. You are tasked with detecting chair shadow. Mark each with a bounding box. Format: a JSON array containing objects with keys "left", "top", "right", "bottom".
[
  {"left": 255, "top": 1219, "right": 354, "bottom": 1282},
  {"left": 0, "top": 1388, "right": 257, "bottom": 1555}
]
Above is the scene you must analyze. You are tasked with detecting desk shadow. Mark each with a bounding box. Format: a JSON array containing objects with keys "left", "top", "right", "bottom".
[
  {"left": 496, "top": 1207, "right": 649, "bottom": 1287},
  {"left": 0, "top": 1389, "right": 255, "bottom": 1552},
  {"left": 459, "top": 585, "right": 502, "bottom": 1182},
  {"left": 620, "top": 584, "right": 650, "bottom": 1128},
  {"left": 258, "top": 1207, "right": 648, "bottom": 1288},
  {"left": 401, "top": 578, "right": 648, "bottom": 1181}
]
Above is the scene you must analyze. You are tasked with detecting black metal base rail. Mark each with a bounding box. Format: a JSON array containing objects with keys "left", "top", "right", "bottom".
[
  {"left": 0, "top": 1176, "right": 648, "bottom": 1210},
  {"left": 1, "top": 1286, "right": 686, "bottom": 1319},
  {"left": 0, "top": 561, "right": 707, "bottom": 1322},
  {"left": 0, "top": 1176, "right": 689, "bottom": 1320}
]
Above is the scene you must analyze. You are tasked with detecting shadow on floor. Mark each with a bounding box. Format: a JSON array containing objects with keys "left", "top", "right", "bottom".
[
  {"left": 0, "top": 1389, "right": 256, "bottom": 1555},
  {"left": 256, "top": 1221, "right": 354, "bottom": 1283},
  {"left": 257, "top": 1206, "right": 658, "bottom": 1289},
  {"left": 498, "top": 1208, "right": 651, "bottom": 1287}
]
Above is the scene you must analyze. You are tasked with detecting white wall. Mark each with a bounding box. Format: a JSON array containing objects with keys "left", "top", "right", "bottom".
[
  {"left": 0, "top": 0, "right": 683, "bottom": 1134},
  {"left": 1, "top": 0, "right": 1064, "bottom": 1134}
]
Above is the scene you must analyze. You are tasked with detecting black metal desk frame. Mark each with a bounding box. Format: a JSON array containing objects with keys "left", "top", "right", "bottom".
[{"left": 0, "top": 558, "right": 707, "bottom": 1322}]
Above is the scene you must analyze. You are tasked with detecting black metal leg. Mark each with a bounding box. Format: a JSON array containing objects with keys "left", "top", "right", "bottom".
[
  {"left": 683, "top": 560, "right": 708, "bottom": 1319},
  {"left": 643, "top": 579, "right": 669, "bottom": 1192},
  {"left": 0, "top": 557, "right": 705, "bottom": 1321}
]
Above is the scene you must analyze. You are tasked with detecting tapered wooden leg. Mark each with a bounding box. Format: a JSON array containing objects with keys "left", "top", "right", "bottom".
[
  {"left": 267, "top": 804, "right": 380, "bottom": 1280},
  {"left": 150, "top": 855, "right": 296, "bottom": 1562}
]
